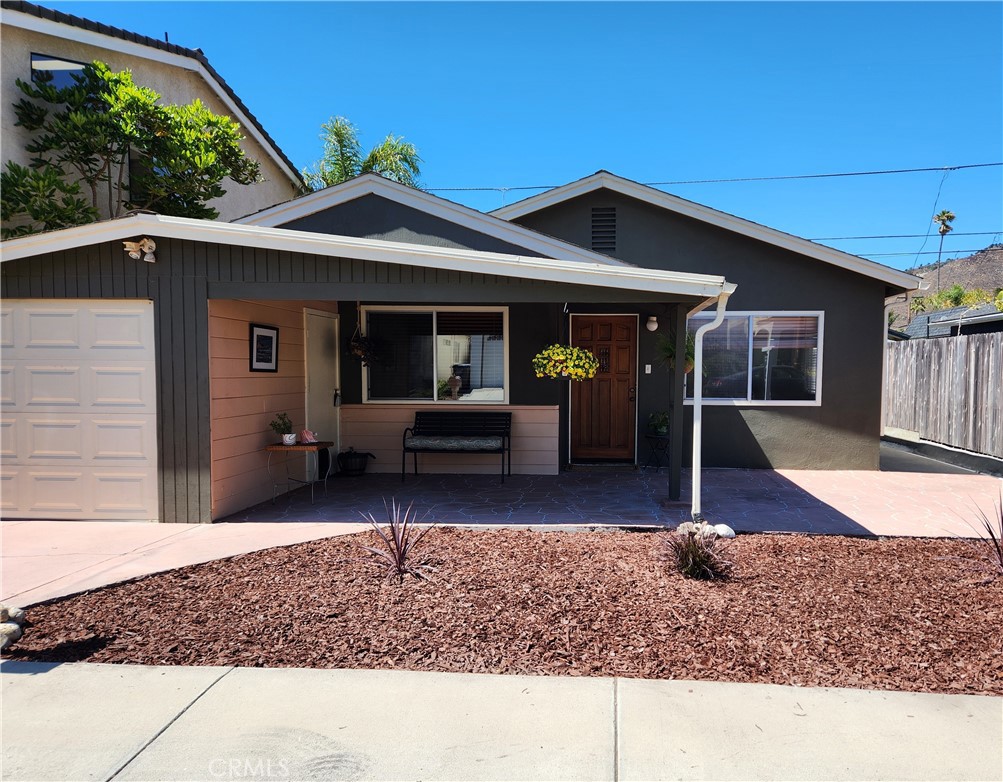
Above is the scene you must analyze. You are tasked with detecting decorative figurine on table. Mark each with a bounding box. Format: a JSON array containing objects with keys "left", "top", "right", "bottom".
[{"left": 300, "top": 429, "right": 318, "bottom": 443}]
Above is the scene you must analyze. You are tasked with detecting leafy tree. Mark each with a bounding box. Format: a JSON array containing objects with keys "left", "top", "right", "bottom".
[
  {"left": 932, "top": 209, "right": 956, "bottom": 293},
  {"left": 2, "top": 61, "right": 260, "bottom": 238},
  {"left": 0, "top": 162, "right": 96, "bottom": 238},
  {"left": 303, "top": 116, "right": 421, "bottom": 190}
]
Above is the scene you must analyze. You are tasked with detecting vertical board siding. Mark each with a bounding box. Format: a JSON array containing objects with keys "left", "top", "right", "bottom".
[
  {"left": 885, "top": 332, "right": 1002, "bottom": 458},
  {"left": 340, "top": 405, "right": 560, "bottom": 475}
]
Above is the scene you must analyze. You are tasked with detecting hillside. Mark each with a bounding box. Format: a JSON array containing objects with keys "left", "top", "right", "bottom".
[{"left": 887, "top": 244, "right": 1003, "bottom": 327}]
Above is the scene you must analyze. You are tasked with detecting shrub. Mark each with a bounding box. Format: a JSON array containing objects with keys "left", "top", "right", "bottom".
[
  {"left": 665, "top": 522, "right": 733, "bottom": 580},
  {"left": 964, "top": 492, "right": 1003, "bottom": 583},
  {"left": 358, "top": 499, "right": 436, "bottom": 583}
]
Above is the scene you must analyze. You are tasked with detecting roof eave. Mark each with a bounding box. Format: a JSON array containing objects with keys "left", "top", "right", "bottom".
[{"left": 0, "top": 214, "right": 731, "bottom": 300}]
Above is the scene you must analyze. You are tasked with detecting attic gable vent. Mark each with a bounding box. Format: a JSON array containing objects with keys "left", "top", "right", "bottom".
[{"left": 591, "top": 207, "right": 616, "bottom": 253}]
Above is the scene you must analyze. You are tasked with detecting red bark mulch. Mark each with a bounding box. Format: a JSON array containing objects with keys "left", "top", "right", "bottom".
[{"left": 5, "top": 528, "right": 1001, "bottom": 695}]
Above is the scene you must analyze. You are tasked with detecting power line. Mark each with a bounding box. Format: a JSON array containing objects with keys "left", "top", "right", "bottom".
[
  {"left": 645, "top": 162, "right": 1001, "bottom": 186},
  {"left": 812, "top": 231, "right": 1000, "bottom": 240},
  {"left": 865, "top": 249, "right": 986, "bottom": 257},
  {"left": 426, "top": 162, "right": 1002, "bottom": 193}
]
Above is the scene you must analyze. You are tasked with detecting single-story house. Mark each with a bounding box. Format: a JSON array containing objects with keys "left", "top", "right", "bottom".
[{"left": 0, "top": 171, "right": 920, "bottom": 523}]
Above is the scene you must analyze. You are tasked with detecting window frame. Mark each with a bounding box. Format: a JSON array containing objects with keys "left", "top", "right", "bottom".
[
  {"left": 683, "top": 310, "right": 824, "bottom": 407},
  {"left": 360, "top": 305, "right": 510, "bottom": 405}
]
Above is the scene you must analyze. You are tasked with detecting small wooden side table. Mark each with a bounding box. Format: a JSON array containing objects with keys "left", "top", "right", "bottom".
[{"left": 265, "top": 441, "right": 334, "bottom": 503}]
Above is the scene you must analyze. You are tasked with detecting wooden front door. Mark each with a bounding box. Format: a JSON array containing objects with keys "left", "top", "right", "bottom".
[{"left": 570, "top": 315, "right": 637, "bottom": 461}]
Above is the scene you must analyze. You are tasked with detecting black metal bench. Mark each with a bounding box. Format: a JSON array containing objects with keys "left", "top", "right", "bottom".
[{"left": 402, "top": 411, "right": 512, "bottom": 483}]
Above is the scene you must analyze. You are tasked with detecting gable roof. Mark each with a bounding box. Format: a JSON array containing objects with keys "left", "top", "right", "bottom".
[
  {"left": 0, "top": 213, "right": 735, "bottom": 300},
  {"left": 234, "top": 173, "right": 635, "bottom": 269},
  {"left": 491, "top": 170, "right": 922, "bottom": 292},
  {"left": 0, "top": 0, "right": 303, "bottom": 189}
]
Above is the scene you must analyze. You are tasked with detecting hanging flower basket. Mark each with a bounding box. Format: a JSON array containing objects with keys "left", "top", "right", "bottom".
[
  {"left": 532, "top": 344, "right": 599, "bottom": 381},
  {"left": 349, "top": 326, "right": 379, "bottom": 367}
]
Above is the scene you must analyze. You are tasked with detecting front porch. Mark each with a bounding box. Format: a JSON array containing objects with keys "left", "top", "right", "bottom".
[{"left": 217, "top": 447, "right": 998, "bottom": 538}]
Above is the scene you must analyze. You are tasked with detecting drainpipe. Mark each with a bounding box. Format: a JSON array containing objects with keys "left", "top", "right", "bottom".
[
  {"left": 690, "top": 285, "right": 736, "bottom": 522},
  {"left": 881, "top": 300, "right": 896, "bottom": 435}
]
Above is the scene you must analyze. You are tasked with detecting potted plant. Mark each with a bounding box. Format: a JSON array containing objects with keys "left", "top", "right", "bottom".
[
  {"left": 337, "top": 447, "right": 376, "bottom": 476},
  {"left": 656, "top": 332, "right": 696, "bottom": 374},
  {"left": 648, "top": 411, "right": 670, "bottom": 436},
  {"left": 269, "top": 412, "right": 296, "bottom": 445}
]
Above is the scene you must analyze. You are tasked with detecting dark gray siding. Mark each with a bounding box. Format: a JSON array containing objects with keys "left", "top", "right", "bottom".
[
  {"left": 2, "top": 237, "right": 696, "bottom": 521},
  {"left": 514, "top": 189, "right": 888, "bottom": 469},
  {"left": 1, "top": 242, "right": 212, "bottom": 523},
  {"left": 280, "top": 195, "right": 546, "bottom": 257}
]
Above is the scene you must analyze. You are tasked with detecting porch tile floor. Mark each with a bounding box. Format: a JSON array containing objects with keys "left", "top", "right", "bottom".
[{"left": 220, "top": 447, "right": 1001, "bottom": 538}]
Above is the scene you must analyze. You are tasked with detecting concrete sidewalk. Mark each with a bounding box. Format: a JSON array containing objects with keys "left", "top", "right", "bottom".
[
  {"left": 1, "top": 662, "right": 1000, "bottom": 782},
  {"left": 0, "top": 521, "right": 368, "bottom": 607}
]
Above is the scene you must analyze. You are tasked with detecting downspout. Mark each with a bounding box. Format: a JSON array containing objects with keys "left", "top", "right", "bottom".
[
  {"left": 690, "top": 284, "right": 736, "bottom": 522},
  {"left": 881, "top": 300, "right": 896, "bottom": 435}
]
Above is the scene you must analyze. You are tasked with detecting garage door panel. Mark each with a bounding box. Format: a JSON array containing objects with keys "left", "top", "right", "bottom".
[
  {"left": 0, "top": 419, "right": 17, "bottom": 459},
  {"left": 92, "top": 471, "right": 156, "bottom": 513},
  {"left": 91, "top": 418, "right": 156, "bottom": 463},
  {"left": 25, "top": 418, "right": 84, "bottom": 461},
  {"left": 0, "top": 309, "right": 12, "bottom": 348},
  {"left": 24, "top": 307, "right": 81, "bottom": 351},
  {"left": 25, "top": 365, "right": 83, "bottom": 407},
  {"left": 90, "top": 366, "right": 155, "bottom": 409},
  {"left": 25, "top": 470, "right": 86, "bottom": 513},
  {"left": 1, "top": 300, "right": 158, "bottom": 521},
  {"left": 2, "top": 302, "right": 156, "bottom": 361},
  {"left": 0, "top": 469, "right": 18, "bottom": 512},
  {"left": 0, "top": 365, "right": 15, "bottom": 407},
  {"left": 90, "top": 308, "right": 153, "bottom": 352}
]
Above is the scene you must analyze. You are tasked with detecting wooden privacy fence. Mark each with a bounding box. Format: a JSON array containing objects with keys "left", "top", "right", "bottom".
[{"left": 885, "top": 332, "right": 1002, "bottom": 459}]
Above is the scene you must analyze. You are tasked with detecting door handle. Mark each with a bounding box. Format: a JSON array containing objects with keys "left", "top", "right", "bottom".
[
  {"left": 333, "top": 389, "right": 341, "bottom": 407},
  {"left": 628, "top": 386, "right": 636, "bottom": 402}
]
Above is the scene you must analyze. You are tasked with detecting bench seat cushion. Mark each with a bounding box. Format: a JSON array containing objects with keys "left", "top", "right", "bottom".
[{"left": 405, "top": 435, "right": 503, "bottom": 450}]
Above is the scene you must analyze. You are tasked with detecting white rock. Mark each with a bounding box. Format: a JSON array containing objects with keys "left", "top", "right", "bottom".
[
  {"left": 7, "top": 607, "right": 25, "bottom": 625},
  {"left": 714, "top": 524, "right": 736, "bottom": 539},
  {"left": 0, "top": 622, "right": 23, "bottom": 651},
  {"left": 675, "top": 521, "right": 719, "bottom": 538}
]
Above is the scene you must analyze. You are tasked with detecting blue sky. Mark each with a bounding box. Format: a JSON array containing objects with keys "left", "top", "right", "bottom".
[{"left": 46, "top": 1, "right": 1003, "bottom": 271}]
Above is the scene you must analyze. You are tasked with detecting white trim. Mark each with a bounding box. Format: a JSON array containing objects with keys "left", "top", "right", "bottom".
[
  {"left": 0, "top": 213, "right": 732, "bottom": 298},
  {"left": 567, "top": 313, "right": 640, "bottom": 464},
  {"left": 682, "top": 310, "right": 825, "bottom": 407},
  {"left": 360, "top": 305, "right": 510, "bottom": 405},
  {"left": 1, "top": 7, "right": 301, "bottom": 188},
  {"left": 235, "top": 173, "right": 634, "bottom": 269},
  {"left": 491, "top": 171, "right": 922, "bottom": 291}
]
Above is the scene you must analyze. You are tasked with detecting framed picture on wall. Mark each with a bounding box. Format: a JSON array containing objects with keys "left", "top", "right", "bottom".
[{"left": 249, "top": 323, "right": 279, "bottom": 372}]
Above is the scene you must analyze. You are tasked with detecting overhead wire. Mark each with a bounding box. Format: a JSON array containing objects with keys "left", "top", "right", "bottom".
[{"left": 426, "top": 162, "right": 1002, "bottom": 193}]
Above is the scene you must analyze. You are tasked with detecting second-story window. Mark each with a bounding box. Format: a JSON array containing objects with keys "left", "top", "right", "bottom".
[{"left": 31, "top": 53, "right": 86, "bottom": 89}]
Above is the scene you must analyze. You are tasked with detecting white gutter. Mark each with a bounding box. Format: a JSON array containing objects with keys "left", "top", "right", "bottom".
[
  {"left": 0, "top": 213, "right": 731, "bottom": 298},
  {"left": 689, "top": 285, "right": 736, "bottom": 521}
]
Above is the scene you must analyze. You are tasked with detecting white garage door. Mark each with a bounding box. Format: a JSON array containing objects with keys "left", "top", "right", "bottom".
[{"left": 1, "top": 300, "right": 159, "bottom": 521}]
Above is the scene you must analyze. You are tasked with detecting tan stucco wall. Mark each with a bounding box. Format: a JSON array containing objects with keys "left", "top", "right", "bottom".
[{"left": 1, "top": 23, "right": 299, "bottom": 222}]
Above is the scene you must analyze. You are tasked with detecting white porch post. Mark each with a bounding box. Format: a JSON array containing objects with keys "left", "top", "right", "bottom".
[{"left": 690, "top": 287, "right": 735, "bottom": 521}]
